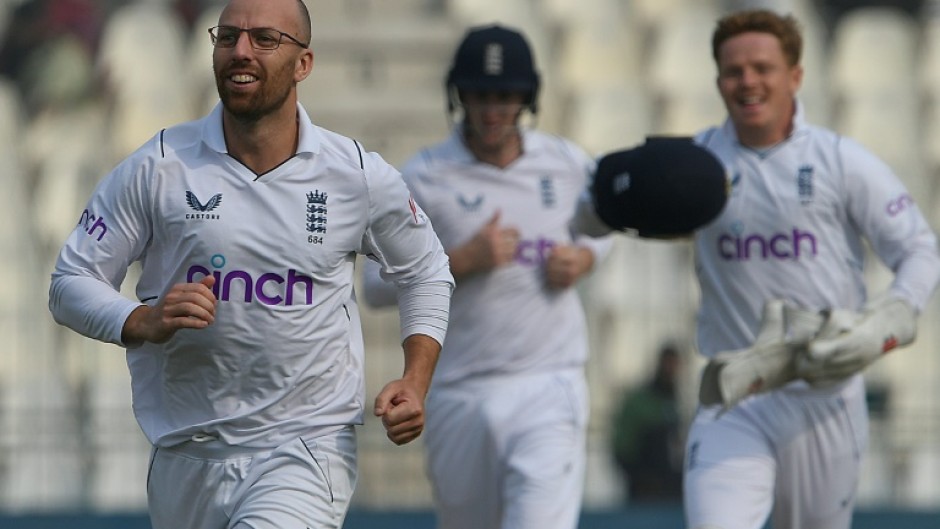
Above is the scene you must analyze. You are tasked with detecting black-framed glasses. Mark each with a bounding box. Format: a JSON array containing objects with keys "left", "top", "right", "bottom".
[{"left": 208, "top": 26, "right": 308, "bottom": 50}]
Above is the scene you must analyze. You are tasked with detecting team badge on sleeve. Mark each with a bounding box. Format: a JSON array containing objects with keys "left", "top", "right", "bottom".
[{"left": 409, "top": 196, "right": 429, "bottom": 225}]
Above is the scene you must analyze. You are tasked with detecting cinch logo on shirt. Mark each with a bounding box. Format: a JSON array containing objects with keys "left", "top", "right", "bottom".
[
  {"left": 717, "top": 228, "right": 817, "bottom": 261},
  {"left": 78, "top": 209, "right": 108, "bottom": 241},
  {"left": 886, "top": 193, "right": 914, "bottom": 217},
  {"left": 186, "top": 254, "right": 313, "bottom": 306},
  {"left": 515, "top": 237, "right": 556, "bottom": 266}
]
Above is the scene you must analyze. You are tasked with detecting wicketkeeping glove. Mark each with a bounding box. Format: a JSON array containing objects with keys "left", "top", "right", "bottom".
[
  {"left": 796, "top": 295, "right": 916, "bottom": 386},
  {"left": 699, "top": 300, "right": 826, "bottom": 410}
]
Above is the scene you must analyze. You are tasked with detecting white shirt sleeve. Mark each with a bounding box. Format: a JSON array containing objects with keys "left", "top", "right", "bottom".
[
  {"left": 570, "top": 188, "right": 614, "bottom": 237},
  {"left": 48, "top": 145, "right": 156, "bottom": 346},
  {"left": 360, "top": 150, "right": 454, "bottom": 346},
  {"left": 360, "top": 257, "right": 398, "bottom": 308},
  {"left": 573, "top": 223, "right": 614, "bottom": 265},
  {"left": 569, "top": 145, "right": 614, "bottom": 263},
  {"left": 840, "top": 137, "right": 940, "bottom": 312}
]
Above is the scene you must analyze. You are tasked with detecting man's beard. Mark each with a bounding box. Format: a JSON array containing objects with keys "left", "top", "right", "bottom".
[{"left": 215, "top": 63, "right": 294, "bottom": 122}]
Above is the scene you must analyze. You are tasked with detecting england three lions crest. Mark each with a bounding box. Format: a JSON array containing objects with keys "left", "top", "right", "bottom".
[{"left": 306, "top": 190, "right": 328, "bottom": 243}]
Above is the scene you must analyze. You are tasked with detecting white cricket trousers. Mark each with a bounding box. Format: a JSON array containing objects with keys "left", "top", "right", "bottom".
[
  {"left": 684, "top": 376, "right": 868, "bottom": 529},
  {"left": 147, "top": 426, "right": 357, "bottom": 529},
  {"left": 424, "top": 368, "right": 588, "bottom": 529}
]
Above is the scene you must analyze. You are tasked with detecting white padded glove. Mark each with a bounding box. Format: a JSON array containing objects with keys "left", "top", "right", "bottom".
[
  {"left": 699, "top": 300, "right": 826, "bottom": 409},
  {"left": 797, "top": 295, "right": 916, "bottom": 386}
]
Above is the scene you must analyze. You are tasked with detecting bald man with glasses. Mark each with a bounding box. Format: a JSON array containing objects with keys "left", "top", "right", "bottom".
[{"left": 47, "top": 1, "right": 454, "bottom": 528}]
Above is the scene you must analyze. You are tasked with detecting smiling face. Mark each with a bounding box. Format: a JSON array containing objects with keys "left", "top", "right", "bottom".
[
  {"left": 716, "top": 31, "right": 802, "bottom": 147},
  {"left": 212, "top": 0, "right": 312, "bottom": 123}
]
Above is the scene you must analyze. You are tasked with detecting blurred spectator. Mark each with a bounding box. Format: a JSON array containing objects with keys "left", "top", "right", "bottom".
[
  {"left": 0, "top": 0, "right": 105, "bottom": 116},
  {"left": 172, "top": 0, "right": 215, "bottom": 31},
  {"left": 0, "top": 1, "right": 48, "bottom": 86},
  {"left": 96, "top": 0, "right": 192, "bottom": 160},
  {"left": 45, "top": 0, "right": 104, "bottom": 52},
  {"left": 19, "top": 32, "right": 96, "bottom": 113},
  {"left": 610, "top": 341, "right": 684, "bottom": 504}
]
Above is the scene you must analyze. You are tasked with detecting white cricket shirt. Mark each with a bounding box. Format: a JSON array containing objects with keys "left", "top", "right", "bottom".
[
  {"left": 398, "top": 126, "right": 611, "bottom": 385},
  {"left": 694, "top": 104, "right": 940, "bottom": 357},
  {"left": 49, "top": 103, "right": 453, "bottom": 448}
]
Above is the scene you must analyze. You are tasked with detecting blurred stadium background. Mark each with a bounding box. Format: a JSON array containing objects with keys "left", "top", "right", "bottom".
[{"left": 1, "top": 0, "right": 939, "bottom": 526}]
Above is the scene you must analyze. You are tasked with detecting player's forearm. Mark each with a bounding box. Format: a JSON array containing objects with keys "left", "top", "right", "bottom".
[
  {"left": 401, "top": 334, "right": 441, "bottom": 398},
  {"left": 121, "top": 305, "right": 157, "bottom": 347},
  {"left": 890, "top": 242, "right": 940, "bottom": 313},
  {"left": 49, "top": 273, "right": 141, "bottom": 347}
]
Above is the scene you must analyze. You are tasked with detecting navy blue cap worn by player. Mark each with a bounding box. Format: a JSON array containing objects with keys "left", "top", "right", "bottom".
[
  {"left": 591, "top": 137, "right": 728, "bottom": 238},
  {"left": 446, "top": 24, "right": 541, "bottom": 114}
]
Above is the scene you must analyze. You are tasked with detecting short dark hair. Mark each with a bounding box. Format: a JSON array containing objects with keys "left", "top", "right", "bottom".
[
  {"left": 295, "top": 0, "right": 311, "bottom": 46},
  {"left": 712, "top": 10, "right": 802, "bottom": 67}
]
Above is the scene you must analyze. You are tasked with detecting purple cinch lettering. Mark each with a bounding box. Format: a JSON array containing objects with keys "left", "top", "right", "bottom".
[
  {"left": 185, "top": 265, "right": 314, "bottom": 305},
  {"left": 792, "top": 229, "right": 817, "bottom": 259},
  {"left": 85, "top": 215, "right": 108, "bottom": 241},
  {"left": 514, "top": 238, "right": 556, "bottom": 266},
  {"left": 286, "top": 269, "right": 313, "bottom": 305},
  {"left": 256, "top": 273, "right": 284, "bottom": 305},
  {"left": 742, "top": 234, "right": 766, "bottom": 260},
  {"left": 222, "top": 270, "right": 253, "bottom": 302},
  {"left": 716, "top": 229, "right": 818, "bottom": 261}
]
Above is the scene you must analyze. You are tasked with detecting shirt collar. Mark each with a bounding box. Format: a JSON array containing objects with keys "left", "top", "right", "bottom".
[{"left": 202, "top": 101, "right": 322, "bottom": 157}]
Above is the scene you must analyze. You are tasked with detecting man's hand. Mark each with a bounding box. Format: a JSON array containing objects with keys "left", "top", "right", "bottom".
[
  {"left": 448, "top": 210, "right": 520, "bottom": 278},
  {"left": 374, "top": 379, "right": 428, "bottom": 445},
  {"left": 699, "top": 300, "right": 825, "bottom": 409},
  {"left": 121, "top": 276, "right": 217, "bottom": 345},
  {"left": 374, "top": 334, "right": 439, "bottom": 445},
  {"left": 797, "top": 296, "right": 916, "bottom": 386},
  {"left": 545, "top": 245, "right": 594, "bottom": 289}
]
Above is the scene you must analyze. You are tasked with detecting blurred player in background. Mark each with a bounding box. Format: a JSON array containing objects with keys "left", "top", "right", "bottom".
[
  {"left": 362, "top": 24, "right": 611, "bottom": 529},
  {"left": 684, "top": 9, "right": 940, "bottom": 529},
  {"left": 47, "top": 0, "right": 453, "bottom": 528}
]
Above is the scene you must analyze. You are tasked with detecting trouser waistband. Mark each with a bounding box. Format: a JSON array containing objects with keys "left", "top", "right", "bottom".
[{"left": 161, "top": 435, "right": 273, "bottom": 459}]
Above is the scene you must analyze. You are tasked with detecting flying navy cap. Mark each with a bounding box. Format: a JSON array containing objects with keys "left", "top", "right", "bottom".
[{"left": 591, "top": 137, "right": 729, "bottom": 238}]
